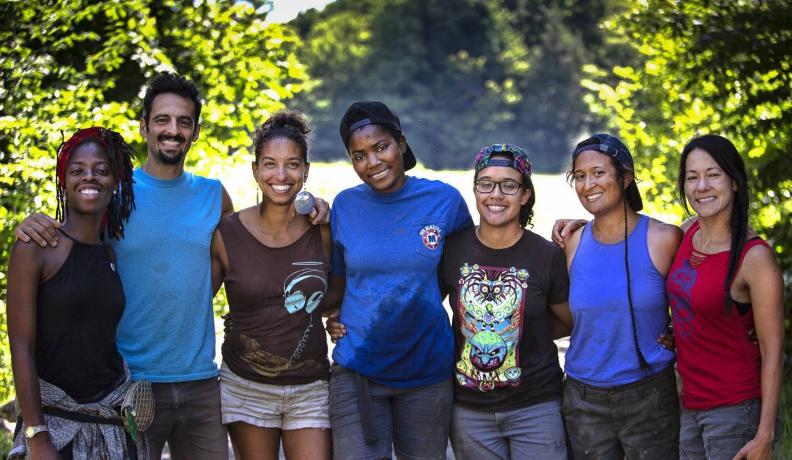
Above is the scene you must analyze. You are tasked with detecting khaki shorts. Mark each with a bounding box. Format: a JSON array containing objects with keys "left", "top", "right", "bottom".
[{"left": 219, "top": 361, "right": 330, "bottom": 430}]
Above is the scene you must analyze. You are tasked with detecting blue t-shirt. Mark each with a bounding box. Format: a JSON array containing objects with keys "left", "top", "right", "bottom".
[
  {"left": 330, "top": 176, "right": 473, "bottom": 388},
  {"left": 565, "top": 215, "right": 674, "bottom": 386},
  {"left": 111, "top": 168, "right": 221, "bottom": 382}
]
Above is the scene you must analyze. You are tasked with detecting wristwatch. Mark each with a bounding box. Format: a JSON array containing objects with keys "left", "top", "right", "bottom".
[{"left": 23, "top": 424, "right": 49, "bottom": 439}]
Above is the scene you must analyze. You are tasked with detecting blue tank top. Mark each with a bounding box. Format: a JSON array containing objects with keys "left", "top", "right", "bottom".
[
  {"left": 565, "top": 215, "right": 674, "bottom": 386},
  {"left": 111, "top": 168, "right": 221, "bottom": 382}
]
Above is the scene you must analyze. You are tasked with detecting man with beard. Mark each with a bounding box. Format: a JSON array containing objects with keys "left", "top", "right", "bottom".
[
  {"left": 15, "top": 72, "right": 327, "bottom": 459},
  {"left": 109, "top": 72, "right": 232, "bottom": 459}
]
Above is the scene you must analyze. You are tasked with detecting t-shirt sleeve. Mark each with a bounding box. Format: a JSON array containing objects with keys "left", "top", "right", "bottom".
[
  {"left": 330, "top": 204, "right": 345, "bottom": 276},
  {"left": 449, "top": 189, "right": 473, "bottom": 234},
  {"left": 547, "top": 245, "right": 569, "bottom": 305}
]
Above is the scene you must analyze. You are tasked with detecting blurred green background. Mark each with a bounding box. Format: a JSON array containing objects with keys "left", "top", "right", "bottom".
[{"left": 1, "top": 0, "right": 790, "bottom": 455}]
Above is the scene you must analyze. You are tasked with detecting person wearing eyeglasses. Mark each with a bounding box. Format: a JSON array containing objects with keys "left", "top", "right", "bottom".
[
  {"left": 559, "top": 134, "right": 682, "bottom": 459},
  {"left": 324, "top": 101, "right": 473, "bottom": 459},
  {"left": 439, "top": 144, "right": 572, "bottom": 459}
]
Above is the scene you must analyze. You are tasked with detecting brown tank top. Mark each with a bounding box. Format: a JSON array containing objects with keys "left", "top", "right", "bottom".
[{"left": 219, "top": 212, "right": 330, "bottom": 384}]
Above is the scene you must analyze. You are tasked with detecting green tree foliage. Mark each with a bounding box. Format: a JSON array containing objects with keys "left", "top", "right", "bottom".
[
  {"left": 291, "top": 0, "right": 621, "bottom": 171},
  {"left": 0, "top": 0, "right": 308, "bottom": 403},
  {"left": 581, "top": 0, "right": 792, "bottom": 338}
]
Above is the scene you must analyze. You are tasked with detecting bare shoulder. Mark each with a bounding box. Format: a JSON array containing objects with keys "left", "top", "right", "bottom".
[
  {"left": 8, "top": 239, "right": 69, "bottom": 281},
  {"left": 679, "top": 215, "right": 698, "bottom": 232},
  {"left": 646, "top": 218, "right": 682, "bottom": 275},
  {"left": 9, "top": 239, "right": 46, "bottom": 262},
  {"left": 648, "top": 217, "right": 682, "bottom": 247},
  {"left": 741, "top": 242, "right": 780, "bottom": 274},
  {"left": 219, "top": 182, "right": 234, "bottom": 215},
  {"left": 737, "top": 242, "right": 783, "bottom": 313}
]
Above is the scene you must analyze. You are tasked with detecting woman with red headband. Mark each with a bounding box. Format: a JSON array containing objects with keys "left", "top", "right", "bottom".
[{"left": 7, "top": 127, "right": 140, "bottom": 459}]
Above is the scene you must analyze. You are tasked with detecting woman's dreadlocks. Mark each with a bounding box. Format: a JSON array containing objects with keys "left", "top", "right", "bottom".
[{"left": 55, "top": 127, "right": 136, "bottom": 239}]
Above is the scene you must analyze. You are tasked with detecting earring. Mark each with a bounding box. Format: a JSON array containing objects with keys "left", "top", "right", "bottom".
[
  {"left": 294, "top": 179, "right": 315, "bottom": 215},
  {"left": 256, "top": 182, "right": 260, "bottom": 205}
]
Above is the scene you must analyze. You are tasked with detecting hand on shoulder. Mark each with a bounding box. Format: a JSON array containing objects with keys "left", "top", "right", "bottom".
[
  {"left": 551, "top": 218, "right": 587, "bottom": 248},
  {"left": 14, "top": 213, "right": 61, "bottom": 248}
]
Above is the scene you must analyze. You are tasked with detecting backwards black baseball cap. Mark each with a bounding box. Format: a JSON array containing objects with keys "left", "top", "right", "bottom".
[
  {"left": 339, "top": 101, "right": 417, "bottom": 171},
  {"left": 572, "top": 133, "right": 643, "bottom": 212}
]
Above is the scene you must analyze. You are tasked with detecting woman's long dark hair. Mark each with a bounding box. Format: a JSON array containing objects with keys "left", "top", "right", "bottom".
[{"left": 678, "top": 134, "right": 749, "bottom": 311}]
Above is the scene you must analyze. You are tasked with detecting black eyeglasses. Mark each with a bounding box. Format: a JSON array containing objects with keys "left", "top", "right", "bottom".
[{"left": 474, "top": 179, "right": 522, "bottom": 195}]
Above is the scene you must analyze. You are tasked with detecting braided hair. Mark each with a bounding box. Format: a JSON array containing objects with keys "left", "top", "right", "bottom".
[
  {"left": 569, "top": 137, "right": 651, "bottom": 374},
  {"left": 56, "top": 127, "right": 136, "bottom": 240},
  {"left": 677, "top": 134, "right": 749, "bottom": 312},
  {"left": 621, "top": 185, "right": 651, "bottom": 373}
]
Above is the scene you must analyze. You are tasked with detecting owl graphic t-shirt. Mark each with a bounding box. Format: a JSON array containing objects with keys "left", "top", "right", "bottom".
[{"left": 441, "top": 227, "right": 569, "bottom": 410}]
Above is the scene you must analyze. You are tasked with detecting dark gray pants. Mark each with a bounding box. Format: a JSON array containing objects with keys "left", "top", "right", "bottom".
[
  {"left": 562, "top": 366, "right": 680, "bottom": 460},
  {"left": 146, "top": 377, "right": 229, "bottom": 460},
  {"left": 329, "top": 365, "right": 452, "bottom": 460}
]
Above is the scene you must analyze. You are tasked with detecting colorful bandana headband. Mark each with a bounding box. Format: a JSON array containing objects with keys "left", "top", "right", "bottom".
[{"left": 473, "top": 143, "right": 532, "bottom": 179}]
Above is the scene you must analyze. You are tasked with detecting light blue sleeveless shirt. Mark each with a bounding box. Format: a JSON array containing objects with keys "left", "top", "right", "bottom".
[
  {"left": 565, "top": 215, "right": 674, "bottom": 386},
  {"left": 111, "top": 168, "right": 221, "bottom": 382}
]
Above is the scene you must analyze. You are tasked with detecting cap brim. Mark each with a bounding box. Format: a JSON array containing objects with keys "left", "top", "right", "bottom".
[
  {"left": 625, "top": 181, "right": 643, "bottom": 212},
  {"left": 404, "top": 143, "right": 416, "bottom": 171}
]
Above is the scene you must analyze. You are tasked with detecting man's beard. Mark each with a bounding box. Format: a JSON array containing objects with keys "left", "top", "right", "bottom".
[
  {"left": 157, "top": 148, "right": 186, "bottom": 165},
  {"left": 156, "top": 133, "right": 188, "bottom": 164}
]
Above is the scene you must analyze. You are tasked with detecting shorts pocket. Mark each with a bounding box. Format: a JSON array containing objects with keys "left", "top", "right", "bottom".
[{"left": 219, "top": 370, "right": 250, "bottom": 409}]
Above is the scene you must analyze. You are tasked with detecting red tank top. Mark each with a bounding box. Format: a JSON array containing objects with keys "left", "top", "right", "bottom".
[{"left": 666, "top": 220, "right": 767, "bottom": 410}]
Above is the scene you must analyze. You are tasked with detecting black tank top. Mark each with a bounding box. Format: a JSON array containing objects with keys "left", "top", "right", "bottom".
[{"left": 35, "top": 230, "right": 125, "bottom": 403}]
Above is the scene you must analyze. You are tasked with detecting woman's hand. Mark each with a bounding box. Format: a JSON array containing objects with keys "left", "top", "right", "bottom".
[
  {"left": 731, "top": 434, "right": 773, "bottom": 460},
  {"left": 551, "top": 219, "right": 587, "bottom": 248},
  {"left": 325, "top": 316, "right": 347, "bottom": 342},
  {"left": 309, "top": 197, "right": 331, "bottom": 225},
  {"left": 657, "top": 324, "right": 675, "bottom": 350}
]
